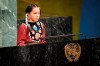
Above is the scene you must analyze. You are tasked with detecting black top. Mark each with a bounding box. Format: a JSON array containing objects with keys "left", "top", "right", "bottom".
[{"left": 28, "top": 21, "right": 42, "bottom": 42}]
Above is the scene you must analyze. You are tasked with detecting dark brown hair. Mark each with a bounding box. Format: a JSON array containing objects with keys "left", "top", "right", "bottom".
[{"left": 25, "top": 4, "right": 40, "bottom": 13}]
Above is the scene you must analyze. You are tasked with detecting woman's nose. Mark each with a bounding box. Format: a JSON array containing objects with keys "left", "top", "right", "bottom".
[{"left": 36, "top": 14, "right": 40, "bottom": 17}]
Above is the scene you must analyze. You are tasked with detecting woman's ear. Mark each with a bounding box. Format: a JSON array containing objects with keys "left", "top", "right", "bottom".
[
  {"left": 27, "top": 13, "right": 30, "bottom": 16},
  {"left": 27, "top": 13, "right": 31, "bottom": 20}
]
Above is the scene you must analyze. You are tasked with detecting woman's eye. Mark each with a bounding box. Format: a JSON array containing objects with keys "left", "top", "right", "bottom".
[
  {"left": 34, "top": 12, "right": 40, "bottom": 14},
  {"left": 33, "top": 12, "right": 37, "bottom": 14}
]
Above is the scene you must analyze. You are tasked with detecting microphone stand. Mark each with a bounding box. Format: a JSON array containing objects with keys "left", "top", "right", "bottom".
[
  {"left": 26, "top": 33, "right": 83, "bottom": 45},
  {"left": 40, "top": 33, "right": 83, "bottom": 39}
]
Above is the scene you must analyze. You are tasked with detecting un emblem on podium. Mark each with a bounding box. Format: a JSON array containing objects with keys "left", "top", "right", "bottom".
[{"left": 64, "top": 43, "right": 81, "bottom": 62}]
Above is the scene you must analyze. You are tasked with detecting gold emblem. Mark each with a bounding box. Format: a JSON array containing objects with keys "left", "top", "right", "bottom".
[{"left": 64, "top": 43, "right": 81, "bottom": 62}]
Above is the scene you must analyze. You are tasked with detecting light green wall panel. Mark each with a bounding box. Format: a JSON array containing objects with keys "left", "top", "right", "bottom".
[{"left": 0, "top": 0, "right": 17, "bottom": 47}]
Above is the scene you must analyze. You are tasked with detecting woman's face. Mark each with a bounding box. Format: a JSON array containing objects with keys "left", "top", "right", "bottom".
[{"left": 28, "top": 7, "right": 40, "bottom": 22}]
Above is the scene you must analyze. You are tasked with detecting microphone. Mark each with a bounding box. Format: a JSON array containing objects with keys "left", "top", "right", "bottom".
[{"left": 40, "top": 33, "right": 84, "bottom": 39}]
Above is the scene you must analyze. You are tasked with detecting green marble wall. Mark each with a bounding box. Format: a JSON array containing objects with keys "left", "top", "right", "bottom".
[{"left": 0, "top": 0, "right": 17, "bottom": 47}]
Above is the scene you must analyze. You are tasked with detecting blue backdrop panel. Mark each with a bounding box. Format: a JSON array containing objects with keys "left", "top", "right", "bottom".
[{"left": 79, "top": 0, "right": 100, "bottom": 39}]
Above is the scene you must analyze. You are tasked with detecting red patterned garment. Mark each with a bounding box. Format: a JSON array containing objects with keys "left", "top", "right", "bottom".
[{"left": 17, "top": 22, "right": 46, "bottom": 46}]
